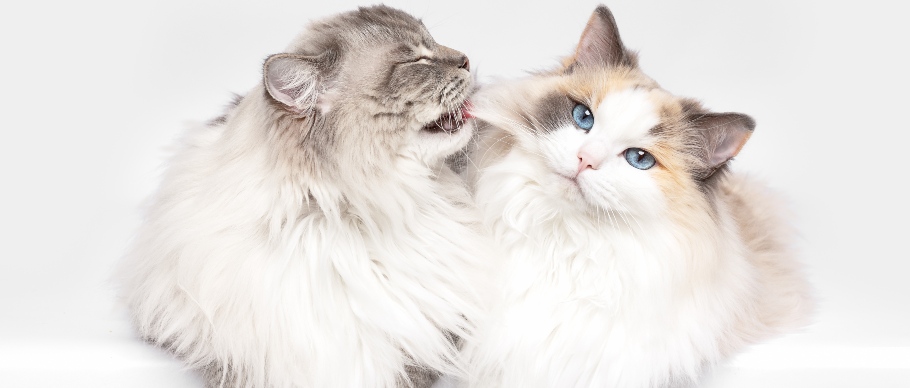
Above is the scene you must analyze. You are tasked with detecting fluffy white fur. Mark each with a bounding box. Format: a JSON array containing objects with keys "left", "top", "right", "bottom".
[
  {"left": 458, "top": 6, "right": 812, "bottom": 387},
  {"left": 118, "top": 92, "right": 487, "bottom": 388},
  {"left": 465, "top": 153, "right": 774, "bottom": 387}
]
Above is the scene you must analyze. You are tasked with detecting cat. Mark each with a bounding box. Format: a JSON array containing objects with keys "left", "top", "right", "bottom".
[
  {"left": 116, "top": 6, "right": 488, "bottom": 388},
  {"left": 459, "top": 5, "right": 813, "bottom": 388}
]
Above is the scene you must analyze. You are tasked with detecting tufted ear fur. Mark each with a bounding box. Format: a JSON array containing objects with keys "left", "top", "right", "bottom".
[
  {"left": 264, "top": 53, "right": 333, "bottom": 115},
  {"left": 692, "top": 112, "right": 756, "bottom": 169},
  {"left": 568, "top": 5, "right": 637, "bottom": 70}
]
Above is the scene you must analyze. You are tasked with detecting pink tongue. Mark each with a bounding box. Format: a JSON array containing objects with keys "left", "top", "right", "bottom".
[{"left": 462, "top": 101, "right": 474, "bottom": 119}]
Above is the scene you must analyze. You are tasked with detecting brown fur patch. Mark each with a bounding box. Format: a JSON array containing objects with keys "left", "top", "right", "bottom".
[{"left": 557, "top": 67, "right": 656, "bottom": 109}]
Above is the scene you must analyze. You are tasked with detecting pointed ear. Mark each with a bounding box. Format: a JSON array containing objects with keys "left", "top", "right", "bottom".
[
  {"left": 263, "top": 53, "right": 326, "bottom": 114},
  {"left": 692, "top": 112, "right": 756, "bottom": 168},
  {"left": 568, "top": 5, "right": 636, "bottom": 70}
]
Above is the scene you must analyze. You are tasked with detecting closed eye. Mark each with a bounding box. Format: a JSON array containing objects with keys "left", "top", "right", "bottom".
[{"left": 392, "top": 56, "right": 431, "bottom": 67}]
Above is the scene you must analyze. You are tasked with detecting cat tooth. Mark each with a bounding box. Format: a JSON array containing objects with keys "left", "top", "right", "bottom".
[{"left": 442, "top": 118, "right": 455, "bottom": 132}]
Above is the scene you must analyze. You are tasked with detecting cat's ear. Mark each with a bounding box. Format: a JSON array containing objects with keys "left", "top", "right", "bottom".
[
  {"left": 567, "top": 5, "right": 636, "bottom": 70},
  {"left": 263, "top": 53, "right": 331, "bottom": 115},
  {"left": 692, "top": 112, "right": 756, "bottom": 169}
]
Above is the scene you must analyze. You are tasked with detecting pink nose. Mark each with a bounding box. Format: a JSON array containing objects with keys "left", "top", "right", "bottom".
[{"left": 577, "top": 142, "right": 607, "bottom": 174}]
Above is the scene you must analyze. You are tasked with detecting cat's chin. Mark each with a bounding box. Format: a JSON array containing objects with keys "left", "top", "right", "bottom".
[
  {"left": 411, "top": 118, "right": 474, "bottom": 165},
  {"left": 550, "top": 172, "right": 618, "bottom": 213},
  {"left": 555, "top": 173, "right": 581, "bottom": 191},
  {"left": 552, "top": 172, "right": 590, "bottom": 206}
]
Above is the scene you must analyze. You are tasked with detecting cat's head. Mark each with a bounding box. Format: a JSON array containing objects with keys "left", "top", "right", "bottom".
[
  {"left": 262, "top": 5, "right": 473, "bottom": 175},
  {"left": 473, "top": 5, "right": 754, "bottom": 218}
]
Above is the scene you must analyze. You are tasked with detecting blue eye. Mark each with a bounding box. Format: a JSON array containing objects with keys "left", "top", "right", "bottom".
[
  {"left": 624, "top": 148, "right": 656, "bottom": 170},
  {"left": 572, "top": 103, "right": 594, "bottom": 131}
]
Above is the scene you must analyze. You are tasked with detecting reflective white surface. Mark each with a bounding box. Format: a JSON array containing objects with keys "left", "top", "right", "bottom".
[{"left": 2, "top": 0, "right": 909, "bottom": 386}]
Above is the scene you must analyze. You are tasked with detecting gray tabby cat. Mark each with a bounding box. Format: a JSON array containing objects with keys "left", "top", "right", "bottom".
[{"left": 117, "top": 6, "right": 486, "bottom": 388}]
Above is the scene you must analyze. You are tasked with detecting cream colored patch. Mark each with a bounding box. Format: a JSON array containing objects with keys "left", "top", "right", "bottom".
[{"left": 560, "top": 67, "right": 656, "bottom": 108}]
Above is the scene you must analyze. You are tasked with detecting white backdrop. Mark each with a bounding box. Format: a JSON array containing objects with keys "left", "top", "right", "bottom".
[{"left": 2, "top": 0, "right": 908, "bottom": 386}]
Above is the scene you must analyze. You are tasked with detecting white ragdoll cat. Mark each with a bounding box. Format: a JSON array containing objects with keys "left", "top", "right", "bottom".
[
  {"left": 460, "top": 5, "right": 813, "bottom": 388},
  {"left": 117, "top": 6, "right": 487, "bottom": 388}
]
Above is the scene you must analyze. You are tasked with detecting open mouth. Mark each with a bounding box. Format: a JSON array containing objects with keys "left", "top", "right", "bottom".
[{"left": 422, "top": 101, "right": 474, "bottom": 134}]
